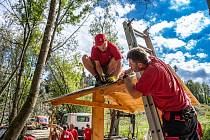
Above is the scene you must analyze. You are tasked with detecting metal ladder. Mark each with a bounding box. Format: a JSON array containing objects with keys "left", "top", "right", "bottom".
[{"left": 123, "top": 20, "right": 165, "bottom": 140}]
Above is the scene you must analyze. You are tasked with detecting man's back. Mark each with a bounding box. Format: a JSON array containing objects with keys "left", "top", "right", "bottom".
[
  {"left": 84, "top": 127, "right": 91, "bottom": 140},
  {"left": 135, "top": 56, "right": 190, "bottom": 112},
  {"left": 60, "top": 130, "right": 73, "bottom": 140}
]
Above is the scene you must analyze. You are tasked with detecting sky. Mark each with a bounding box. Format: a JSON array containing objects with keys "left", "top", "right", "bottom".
[
  {"left": 0, "top": 0, "right": 209, "bottom": 85},
  {"left": 67, "top": 0, "right": 210, "bottom": 85}
]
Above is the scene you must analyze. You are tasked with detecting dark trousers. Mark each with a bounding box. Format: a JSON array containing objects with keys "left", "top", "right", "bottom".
[{"left": 162, "top": 106, "right": 200, "bottom": 140}]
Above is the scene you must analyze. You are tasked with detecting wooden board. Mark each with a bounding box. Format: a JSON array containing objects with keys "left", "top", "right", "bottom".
[{"left": 45, "top": 76, "right": 199, "bottom": 113}]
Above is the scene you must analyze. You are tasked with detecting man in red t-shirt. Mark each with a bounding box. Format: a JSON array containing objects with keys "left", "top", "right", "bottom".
[
  {"left": 124, "top": 47, "right": 202, "bottom": 140},
  {"left": 24, "top": 134, "right": 36, "bottom": 140},
  {"left": 67, "top": 124, "right": 78, "bottom": 140},
  {"left": 82, "top": 33, "right": 122, "bottom": 86},
  {"left": 60, "top": 125, "right": 74, "bottom": 140},
  {"left": 84, "top": 124, "right": 91, "bottom": 140}
]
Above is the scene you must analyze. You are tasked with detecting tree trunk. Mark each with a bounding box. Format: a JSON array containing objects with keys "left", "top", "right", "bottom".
[
  {"left": 9, "top": 57, "right": 25, "bottom": 124},
  {"left": 0, "top": 88, "right": 9, "bottom": 126},
  {"left": 3, "top": 0, "right": 57, "bottom": 139}
]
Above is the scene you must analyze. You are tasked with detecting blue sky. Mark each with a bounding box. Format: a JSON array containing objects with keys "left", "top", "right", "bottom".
[
  {"left": 123, "top": 0, "right": 210, "bottom": 85},
  {"left": 0, "top": 0, "right": 209, "bottom": 85}
]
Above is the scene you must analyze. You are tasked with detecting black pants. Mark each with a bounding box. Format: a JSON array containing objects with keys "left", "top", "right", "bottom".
[
  {"left": 92, "top": 61, "right": 108, "bottom": 75},
  {"left": 162, "top": 107, "right": 200, "bottom": 140}
]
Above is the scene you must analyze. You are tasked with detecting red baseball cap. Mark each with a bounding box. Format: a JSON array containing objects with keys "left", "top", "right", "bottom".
[{"left": 95, "top": 34, "right": 106, "bottom": 46}]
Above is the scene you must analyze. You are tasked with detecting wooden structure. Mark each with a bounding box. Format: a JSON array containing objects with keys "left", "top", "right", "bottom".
[{"left": 46, "top": 75, "right": 199, "bottom": 140}]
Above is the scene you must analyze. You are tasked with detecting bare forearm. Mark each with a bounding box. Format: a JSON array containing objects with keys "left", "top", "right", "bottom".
[
  {"left": 115, "top": 60, "right": 122, "bottom": 77},
  {"left": 95, "top": 65, "right": 104, "bottom": 76},
  {"left": 124, "top": 77, "right": 142, "bottom": 99}
]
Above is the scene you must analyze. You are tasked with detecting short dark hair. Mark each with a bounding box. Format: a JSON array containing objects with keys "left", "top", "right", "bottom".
[
  {"left": 63, "top": 125, "right": 67, "bottom": 130},
  {"left": 127, "top": 47, "right": 149, "bottom": 65}
]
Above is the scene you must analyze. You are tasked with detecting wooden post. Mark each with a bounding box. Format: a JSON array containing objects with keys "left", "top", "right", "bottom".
[{"left": 92, "top": 90, "right": 105, "bottom": 140}]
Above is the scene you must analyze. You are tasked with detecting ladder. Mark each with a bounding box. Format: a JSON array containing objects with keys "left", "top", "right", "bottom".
[{"left": 123, "top": 20, "right": 165, "bottom": 140}]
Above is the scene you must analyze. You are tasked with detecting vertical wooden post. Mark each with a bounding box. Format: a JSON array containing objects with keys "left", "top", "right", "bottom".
[{"left": 92, "top": 90, "right": 104, "bottom": 140}]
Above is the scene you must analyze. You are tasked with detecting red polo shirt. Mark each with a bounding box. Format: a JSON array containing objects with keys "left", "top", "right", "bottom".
[
  {"left": 135, "top": 56, "right": 190, "bottom": 113},
  {"left": 84, "top": 127, "right": 91, "bottom": 140},
  {"left": 24, "top": 136, "right": 36, "bottom": 140},
  {"left": 91, "top": 41, "right": 122, "bottom": 65},
  {"left": 60, "top": 130, "right": 73, "bottom": 140},
  {"left": 68, "top": 128, "right": 78, "bottom": 140}
]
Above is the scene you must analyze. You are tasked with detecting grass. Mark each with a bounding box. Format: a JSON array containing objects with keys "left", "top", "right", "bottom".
[{"left": 103, "top": 104, "right": 210, "bottom": 140}]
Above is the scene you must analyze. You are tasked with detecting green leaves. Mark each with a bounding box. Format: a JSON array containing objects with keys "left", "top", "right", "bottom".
[{"left": 186, "top": 80, "right": 210, "bottom": 104}]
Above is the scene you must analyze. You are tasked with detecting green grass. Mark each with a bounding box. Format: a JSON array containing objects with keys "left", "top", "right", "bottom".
[{"left": 103, "top": 104, "right": 210, "bottom": 140}]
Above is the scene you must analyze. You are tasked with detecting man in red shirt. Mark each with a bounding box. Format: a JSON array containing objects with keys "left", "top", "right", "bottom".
[
  {"left": 82, "top": 33, "right": 122, "bottom": 86},
  {"left": 67, "top": 124, "right": 78, "bottom": 140},
  {"left": 84, "top": 124, "right": 91, "bottom": 140},
  {"left": 124, "top": 47, "right": 202, "bottom": 140},
  {"left": 24, "top": 134, "right": 36, "bottom": 140},
  {"left": 60, "top": 125, "right": 74, "bottom": 140}
]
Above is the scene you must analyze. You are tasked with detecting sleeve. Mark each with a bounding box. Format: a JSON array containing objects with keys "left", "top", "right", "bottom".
[
  {"left": 109, "top": 42, "right": 122, "bottom": 60},
  {"left": 75, "top": 130, "right": 78, "bottom": 137},
  {"left": 135, "top": 66, "right": 158, "bottom": 96},
  {"left": 90, "top": 46, "right": 99, "bottom": 61},
  {"left": 60, "top": 133, "right": 64, "bottom": 140},
  {"left": 70, "top": 132, "right": 74, "bottom": 140}
]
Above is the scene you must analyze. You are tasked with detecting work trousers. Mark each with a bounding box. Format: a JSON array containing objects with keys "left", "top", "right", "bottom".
[{"left": 162, "top": 106, "right": 201, "bottom": 140}]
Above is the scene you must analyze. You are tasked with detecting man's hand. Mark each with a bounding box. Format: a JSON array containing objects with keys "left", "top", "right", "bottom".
[
  {"left": 100, "top": 74, "right": 107, "bottom": 82},
  {"left": 124, "top": 68, "right": 133, "bottom": 75},
  {"left": 124, "top": 75, "right": 142, "bottom": 99},
  {"left": 107, "top": 75, "right": 118, "bottom": 83},
  {"left": 120, "top": 68, "right": 134, "bottom": 79}
]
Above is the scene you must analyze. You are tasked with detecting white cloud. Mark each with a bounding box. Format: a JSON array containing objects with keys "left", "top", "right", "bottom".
[
  {"left": 94, "top": 3, "right": 135, "bottom": 18},
  {"left": 177, "top": 62, "right": 210, "bottom": 84},
  {"left": 150, "top": 21, "right": 174, "bottom": 35},
  {"left": 164, "top": 56, "right": 210, "bottom": 75},
  {"left": 153, "top": 36, "right": 186, "bottom": 49},
  {"left": 169, "top": 0, "right": 190, "bottom": 10},
  {"left": 185, "top": 39, "right": 197, "bottom": 50},
  {"left": 162, "top": 51, "right": 210, "bottom": 84},
  {"left": 177, "top": 59, "right": 199, "bottom": 71},
  {"left": 110, "top": 3, "right": 135, "bottom": 17},
  {"left": 163, "top": 51, "right": 186, "bottom": 64},
  {"left": 197, "top": 63, "right": 210, "bottom": 74},
  {"left": 94, "top": 7, "right": 106, "bottom": 17},
  {"left": 196, "top": 53, "right": 208, "bottom": 58},
  {"left": 175, "top": 11, "right": 210, "bottom": 38},
  {"left": 132, "top": 20, "right": 149, "bottom": 32},
  {"left": 0, "top": 10, "right": 4, "bottom": 24},
  {"left": 183, "top": 52, "right": 193, "bottom": 58}
]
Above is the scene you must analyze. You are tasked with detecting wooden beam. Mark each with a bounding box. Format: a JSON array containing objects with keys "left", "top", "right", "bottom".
[
  {"left": 49, "top": 92, "right": 92, "bottom": 105},
  {"left": 45, "top": 80, "right": 124, "bottom": 104},
  {"left": 106, "top": 93, "right": 135, "bottom": 113},
  {"left": 51, "top": 99, "right": 129, "bottom": 111},
  {"left": 92, "top": 90, "right": 104, "bottom": 140}
]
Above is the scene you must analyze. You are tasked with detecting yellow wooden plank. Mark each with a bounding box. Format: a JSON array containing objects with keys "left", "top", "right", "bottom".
[
  {"left": 107, "top": 93, "right": 135, "bottom": 113},
  {"left": 51, "top": 99, "right": 129, "bottom": 111},
  {"left": 92, "top": 90, "right": 104, "bottom": 140}
]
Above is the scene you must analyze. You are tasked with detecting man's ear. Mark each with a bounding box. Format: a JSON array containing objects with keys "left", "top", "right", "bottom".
[{"left": 137, "top": 63, "right": 143, "bottom": 68}]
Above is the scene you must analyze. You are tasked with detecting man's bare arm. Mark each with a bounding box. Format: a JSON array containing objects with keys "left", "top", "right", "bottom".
[
  {"left": 124, "top": 76, "right": 142, "bottom": 99},
  {"left": 95, "top": 60, "right": 104, "bottom": 76}
]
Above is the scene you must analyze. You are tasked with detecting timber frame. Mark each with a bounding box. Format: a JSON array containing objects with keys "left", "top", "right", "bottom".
[{"left": 45, "top": 77, "right": 199, "bottom": 140}]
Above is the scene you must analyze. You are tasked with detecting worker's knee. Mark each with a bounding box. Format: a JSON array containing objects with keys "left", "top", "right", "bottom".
[{"left": 82, "top": 55, "right": 90, "bottom": 63}]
